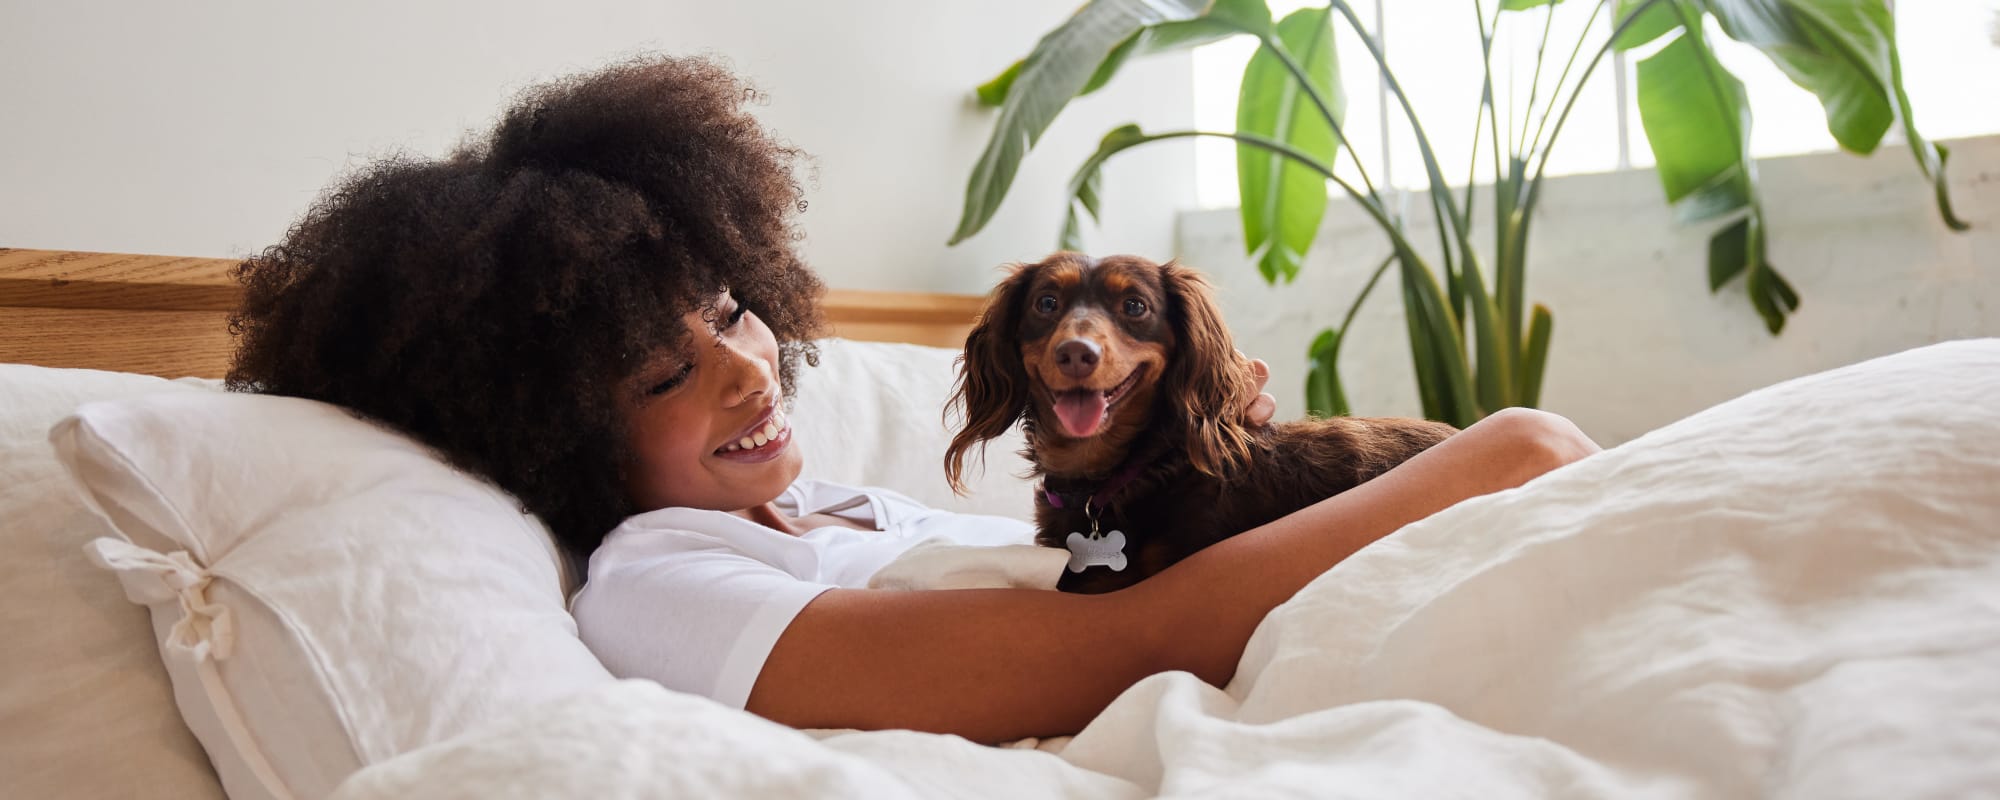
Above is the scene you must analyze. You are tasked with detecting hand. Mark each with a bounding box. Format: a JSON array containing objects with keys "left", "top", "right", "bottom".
[{"left": 1240, "top": 351, "right": 1276, "bottom": 426}]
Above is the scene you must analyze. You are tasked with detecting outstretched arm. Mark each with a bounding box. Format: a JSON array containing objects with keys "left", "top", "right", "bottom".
[{"left": 746, "top": 409, "right": 1598, "bottom": 742}]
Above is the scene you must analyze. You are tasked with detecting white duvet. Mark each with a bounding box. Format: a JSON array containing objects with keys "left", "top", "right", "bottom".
[{"left": 332, "top": 341, "right": 2000, "bottom": 800}]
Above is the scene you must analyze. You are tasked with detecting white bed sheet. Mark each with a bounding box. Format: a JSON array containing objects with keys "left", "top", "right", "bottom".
[{"left": 330, "top": 340, "right": 2000, "bottom": 800}]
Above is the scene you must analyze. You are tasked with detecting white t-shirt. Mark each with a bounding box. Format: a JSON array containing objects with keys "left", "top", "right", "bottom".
[{"left": 570, "top": 479, "right": 1035, "bottom": 709}]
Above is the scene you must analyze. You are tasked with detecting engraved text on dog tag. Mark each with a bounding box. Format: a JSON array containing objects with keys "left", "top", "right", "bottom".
[{"left": 1065, "top": 530, "right": 1128, "bottom": 573}]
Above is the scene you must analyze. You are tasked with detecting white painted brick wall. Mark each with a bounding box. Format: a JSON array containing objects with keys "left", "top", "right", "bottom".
[{"left": 1179, "top": 135, "right": 2000, "bottom": 444}]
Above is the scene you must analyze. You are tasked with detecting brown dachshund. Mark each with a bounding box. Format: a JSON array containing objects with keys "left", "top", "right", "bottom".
[{"left": 946, "top": 253, "right": 1458, "bottom": 594}]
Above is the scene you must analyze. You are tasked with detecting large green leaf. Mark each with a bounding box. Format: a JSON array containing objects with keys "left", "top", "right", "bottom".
[
  {"left": 1059, "top": 159, "right": 1107, "bottom": 251},
  {"left": 1203, "top": 0, "right": 1275, "bottom": 37},
  {"left": 1496, "top": 155, "right": 1529, "bottom": 374},
  {"left": 1673, "top": 163, "right": 1754, "bottom": 224},
  {"left": 1399, "top": 272, "right": 1447, "bottom": 421},
  {"left": 1888, "top": 47, "right": 1968, "bottom": 230},
  {"left": 1237, "top": 6, "right": 1341, "bottom": 284},
  {"left": 1304, "top": 253, "right": 1394, "bottom": 417},
  {"left": 1612, "top": 0, "right": 1681, "bottom": 50},
  {"left": 1058, "top": 126, "right": 1350, "bottom": 251},
  {"left": 1703, "top": 0, "right": 1892, "bottom": 154},
  {"left": 1637, "top": 22, "right": 1752, "bottom": 208},
  {"left": 1637, "top": 8, "right": 1803, "bottom": 332},
  {"left": 1743, "top": 236, "right": 1801, "bottom": 334},
  {"left": 1518, "top": 303, "right": 1554, "bottom": 408},
  {"left": 1733, "top": 0, "right": 1967, "bottom": 230},
  {"left": 1708, "top": 213, "right": 1799, "bottom": 333},
  {"left": 975, "top": 61, "right": 1025, "bottom": 107},
  {"left": 976, "top": 14, "right": 1254, "bottom": 108},
  {"left": 1058, "top": 124, "right": 1153, "bottom": 251},
  {"left": 1461, "top": 261, "right": 1515, "bottom": 414},
  {"left": 1651, "top": 0, "right": 1965, "bottom": 234},
  {"left": 1305, "top": 327, "right": 1348, "bottom": 417},
  {"left": 950, "top": 0, "right": 1217, "bottom": 246},
  {"left": 1398, "top": 251, "right": 1478, "bottom": 427}
]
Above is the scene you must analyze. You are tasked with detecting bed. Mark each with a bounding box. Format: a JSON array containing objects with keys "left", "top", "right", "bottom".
[{"left": 4, "top": 248, "right": 1997, "bottom": 800}]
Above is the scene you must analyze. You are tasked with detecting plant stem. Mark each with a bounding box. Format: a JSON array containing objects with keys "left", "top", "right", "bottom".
[
  {"left": 1143, "top": 128, "right": 1470, "bottom": 413},
  {"left": 1321, "top": 1, "right": 1457, "bottom": 288},
  {"left": 1264, "top": 31, "right": 1383, "bottom": 206},
  {"left": 1519, "top": 0, "right": 1558, "bottom": 150},
  {"left": 1474, "top": 0, "right": 1503, "bottom": 194},
  {"left": 1329, "top": 253, "right": 1399, "bottom": 362},
  {"left": 1525, "top": 0, "right": 1666, "bottom": 210},
  {"left": 1135, "top": 129, "right": 1431, "bottom": 265},
  {"left": 1463, "top": 79, "right": 1484, "bottom": 230},
  {"left": 1526, "top": 0, "right": 1615, "bottom": 176},
  {"left": 1474, "top": 0, "right": 1504, "bottom": 325},
  {"left": 1478, "top": 0, "right": 1520, "bottom": 363},
  {"left": 1328, "top": 0, "right": 1483, "bottom": 423},
  {"left": 1328, "top": 1, "right": 1482, "bottom": 284}
]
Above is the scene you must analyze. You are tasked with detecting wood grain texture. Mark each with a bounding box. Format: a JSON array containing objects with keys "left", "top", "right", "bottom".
[
  {"left": 0, "top": 248, "right": 985, "bottom": 378},
  {"left": 0, "top": 307, "right": 235, "bottom": 378},
  {"left": 0, "top": 248, "right": 239, "bottom": 311},
  {"left": 824, "top": 289, "right": 986, "bottom": 349}
]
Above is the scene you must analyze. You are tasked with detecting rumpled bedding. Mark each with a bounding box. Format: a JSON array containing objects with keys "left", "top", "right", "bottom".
[{"left": 332, "top": 340, "right": 2000, "bottom": 799}]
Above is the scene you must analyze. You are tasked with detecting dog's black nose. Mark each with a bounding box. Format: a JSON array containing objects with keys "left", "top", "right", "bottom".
[{"left": 1055, "top": 338, "right": 1101, "bottom": 378}]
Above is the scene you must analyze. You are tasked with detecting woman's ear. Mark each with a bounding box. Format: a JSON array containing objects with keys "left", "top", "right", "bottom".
[
  {"left": 1159, "top": 261, "right": 1257, "bottom": 480},
  {"left": 945, "top": 262, "right": 1040, "bottom": 494}
]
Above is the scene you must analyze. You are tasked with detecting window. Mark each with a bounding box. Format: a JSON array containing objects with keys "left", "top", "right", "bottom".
[{"left": 1193, "top": 0, "right": 2000, "bottom": 208}]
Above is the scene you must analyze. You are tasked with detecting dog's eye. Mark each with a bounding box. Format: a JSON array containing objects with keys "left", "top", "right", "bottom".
[
  {"left": 1123, "top": 297, "right": 1148, "bottom": 317},
  {"left": 1035, "top": 295, "right": 1059, "bottom": 314}
]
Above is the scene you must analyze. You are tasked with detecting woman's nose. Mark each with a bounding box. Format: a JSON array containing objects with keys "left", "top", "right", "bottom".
[{"left": 719, "top": 344, "right": 775, "bottom": 407}]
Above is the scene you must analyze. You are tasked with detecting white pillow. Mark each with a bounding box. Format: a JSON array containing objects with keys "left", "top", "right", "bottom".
[
  {"left": 31, "top": 337, "right": 1012, "bottom": 800},
  {"left": 0, "top": 366, "right": 225, "bottom": 800},
  {"left": 790, "top": 338, "right": 1035, "bottom": 520},
  {"left": 52, "top": 392, "right": 615, "bottom": 800}
]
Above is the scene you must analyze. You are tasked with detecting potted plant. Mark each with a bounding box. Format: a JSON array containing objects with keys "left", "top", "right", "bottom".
[{"left": 949, "top": 0, "right": 1966, "bottom": 425}]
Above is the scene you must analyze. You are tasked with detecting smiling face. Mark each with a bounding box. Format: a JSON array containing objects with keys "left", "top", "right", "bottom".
[
  {"left": 946, "top": 254, "right": 1259, "bottom": 491},
  {"left": 619, "top": 290, "right": 803, "bottom": 513},
  {"left": 1014, "top": 254, "right": 1175, "bottom": 469}
]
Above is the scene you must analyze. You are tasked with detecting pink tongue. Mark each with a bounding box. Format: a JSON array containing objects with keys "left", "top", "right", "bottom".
[{"left": 1054, "top": 391, "right": 1108, "bottom": 438}]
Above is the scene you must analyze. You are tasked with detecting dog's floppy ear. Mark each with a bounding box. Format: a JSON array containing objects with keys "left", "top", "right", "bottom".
[
  {"left": 945, "top": 262, "right": 1040, "bottom": 494},
  {"left": 1160, "top": 261, "right": 1257, "bottom": 480}
]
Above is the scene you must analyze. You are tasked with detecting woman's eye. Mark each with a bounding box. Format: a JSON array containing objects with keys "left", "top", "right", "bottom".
[
  {"left": 647, "top": 364, "right": 693, "bottom": 396},
  {"left": 1123, "top": 297, "right": 1148, "bottom": 317},
  {"left": 1035, "top": 295, "right": 1059, "bottom": 314},
  {"left": 726, "top": 303, "right": 749, "bottom": 327}
]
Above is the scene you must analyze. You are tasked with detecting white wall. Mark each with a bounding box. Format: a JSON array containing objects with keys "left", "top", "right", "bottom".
[
  {"left": 0, "top": 0, "right": 1195, "bottom": 295},
  {"left": 11, "top": 2, "right": 1989, "bottom": 445},
  {"left": 1181, "top": 135, "right": 2000, "bottom": 445}
]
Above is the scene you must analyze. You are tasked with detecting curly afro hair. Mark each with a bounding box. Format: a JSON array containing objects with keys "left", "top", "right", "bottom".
[{"left": 227, "top": 54, "right": 826, "bottom": 564}]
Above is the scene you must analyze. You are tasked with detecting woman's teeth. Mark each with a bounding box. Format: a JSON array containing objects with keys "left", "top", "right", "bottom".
[{"left": 720, "top": 410, "right": 787, "bottom": 453}]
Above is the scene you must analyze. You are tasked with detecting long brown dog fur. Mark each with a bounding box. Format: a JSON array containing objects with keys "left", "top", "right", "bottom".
[{"left": 946, "top": 253, "right": 1458, "bottom": 593}]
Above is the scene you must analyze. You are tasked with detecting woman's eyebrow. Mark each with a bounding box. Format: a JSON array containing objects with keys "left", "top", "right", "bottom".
[{"left": 631, "top": 344, "right": 695, "bottom": 375}]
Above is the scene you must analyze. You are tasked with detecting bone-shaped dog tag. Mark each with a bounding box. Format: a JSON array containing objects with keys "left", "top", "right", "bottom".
[{"left": 1064, "top": 530, "right": 1128, "bottom": 573}]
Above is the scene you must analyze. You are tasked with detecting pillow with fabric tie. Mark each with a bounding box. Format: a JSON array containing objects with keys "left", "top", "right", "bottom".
[{"left": 52, "top": 391, "right": 615, "bottom": 800}]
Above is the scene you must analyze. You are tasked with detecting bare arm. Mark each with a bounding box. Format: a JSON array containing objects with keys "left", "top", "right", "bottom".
[{"left": 746, "top": 409, "right": 1597, "bottom": 742}]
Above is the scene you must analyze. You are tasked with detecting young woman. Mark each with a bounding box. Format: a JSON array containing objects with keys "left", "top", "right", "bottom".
[{"left": 227, "top": 55, "right": 1600, "bottom": 744}]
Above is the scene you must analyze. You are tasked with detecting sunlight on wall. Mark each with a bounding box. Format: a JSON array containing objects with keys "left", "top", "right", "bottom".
[{"left": 1194, "top": 0, "right": 2000, "bottom": 208}]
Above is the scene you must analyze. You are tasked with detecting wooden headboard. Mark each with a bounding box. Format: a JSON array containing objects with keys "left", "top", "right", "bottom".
[{"left": 0, "top": 248, "right": 986, "bottom": 379}]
